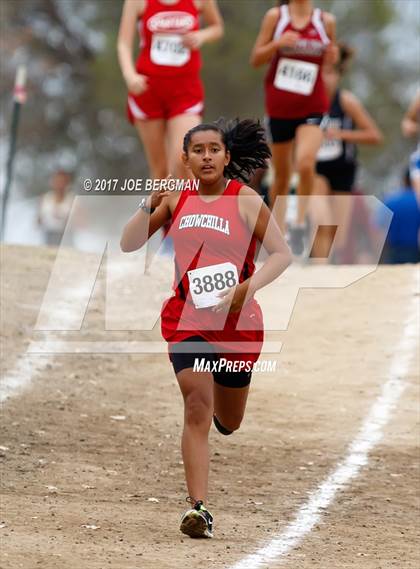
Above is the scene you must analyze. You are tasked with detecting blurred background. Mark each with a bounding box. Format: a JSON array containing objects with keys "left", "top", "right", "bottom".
[{"left": 0, "top": 0, "right": 419, "bottom": 251}]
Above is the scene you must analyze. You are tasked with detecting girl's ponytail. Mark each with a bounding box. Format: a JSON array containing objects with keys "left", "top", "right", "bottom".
[{"left": 219, "top": 118, "right": 271, "bottom": 182}]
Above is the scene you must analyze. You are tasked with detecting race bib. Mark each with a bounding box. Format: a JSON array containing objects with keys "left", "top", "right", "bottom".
[
  {"left": 317, "top": 138, "right": 343, "bottom": 161},
  {"left": 187, "top": 262, "right": 239, "bottom": 309},
  {"left": 274, "top": 58, "right": 318, "bottom": 95},
  {"left": 317, "top": 117, "right": 343, "bottom": 161},
  {"left": 151, "top": 33, "right": 191, "bottom": 67}
]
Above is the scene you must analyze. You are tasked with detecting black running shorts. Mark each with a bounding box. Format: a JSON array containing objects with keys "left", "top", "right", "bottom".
[
  {"left": 169, "top": 336, "right": 252, "bottom": 388},
  {"left": 316, "top": 162, "right": 356, "bottom": 192},
  {"left": 266, "top": 114, "right": 326, "bottom": 143}
]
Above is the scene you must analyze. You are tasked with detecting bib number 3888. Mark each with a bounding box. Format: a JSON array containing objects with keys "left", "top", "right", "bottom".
[{"left": 187, "top": 262, "right": 239, "bottom": 309}]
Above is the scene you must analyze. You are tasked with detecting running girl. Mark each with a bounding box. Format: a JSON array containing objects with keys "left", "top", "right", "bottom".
[
  {"left": 250, "top": 0, "right": 337, "bottom": 253},
  {"left": 120, "top": 119, "right": 292, "bottom": 538},
  {"left": 311, "top": 43, "right": 383, "bottom": 260},
  {"left": 118, "top": 0, "right": 223, "bottom": 178}
]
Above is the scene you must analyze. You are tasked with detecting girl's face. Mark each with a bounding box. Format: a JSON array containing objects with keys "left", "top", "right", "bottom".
[{"left": 183, "top": 130, "right": 230, "bottom": 184}]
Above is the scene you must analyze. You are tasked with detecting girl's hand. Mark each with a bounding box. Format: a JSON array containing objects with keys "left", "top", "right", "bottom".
[
  {"left": 126, "top": 73, "right": 149, "bottom": 95},
  {"left": 324, "top": 127, "right": 342, "bottom": 140},
  {"left": 182, "top": 30, "right": 204, "bottom": 49},
  {"left": 324, "top": 42, "right": 338, "bottom": 65},
  {"left": 148, "top": 188, "right": 172, "bottom": 210},
  {"left": 213, "top": 282, "right": 250, "bottom": 314},
  {"left": 275, "top": 30, "right": 300, "bottom": 50}
]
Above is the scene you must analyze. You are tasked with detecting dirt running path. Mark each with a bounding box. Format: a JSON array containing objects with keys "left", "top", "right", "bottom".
[{"left": 0, "top": 245, "right": 418, "bottom": 568}]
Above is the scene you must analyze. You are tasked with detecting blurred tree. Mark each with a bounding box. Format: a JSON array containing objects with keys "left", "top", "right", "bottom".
[{"left": 0, "top": 0, "right": 144, "bottom": 196}]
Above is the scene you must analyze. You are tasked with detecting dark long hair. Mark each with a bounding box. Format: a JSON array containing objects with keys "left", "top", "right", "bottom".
[
  {"left": 336, "top": 42, "right": 355, "bottom": 75},
  {"left": 183, "top": 118, "right": 271, "bottom": 182}
]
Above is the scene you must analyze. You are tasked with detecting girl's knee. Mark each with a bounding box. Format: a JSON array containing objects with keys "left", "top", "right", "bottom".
[
  {"left": 184, "top": 392, "right": 212, "bottom": 427},
  {"left": 296, "top": 156, "right": 316, "bottom": 177}
]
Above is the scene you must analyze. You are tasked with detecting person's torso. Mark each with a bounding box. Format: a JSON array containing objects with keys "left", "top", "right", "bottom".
[
  {"left": 40, "top": 192, "right": 73, "bottom": 232},
  {"left": 136, "top": 0, "right": 201, "bottom": 76},
  {"left": 265, "top": 4, "right": 330, "bottom": 118},
  {"left": 169, "top": 179, "right": 257, "bottom": 306},
  {"left": 317, "top": 89, "right": 358, "bottom": 166}
]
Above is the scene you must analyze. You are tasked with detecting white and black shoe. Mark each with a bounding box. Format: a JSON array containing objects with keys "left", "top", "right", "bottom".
[{"left": 180, "top": 498, "right": 214, "bottom": 538}]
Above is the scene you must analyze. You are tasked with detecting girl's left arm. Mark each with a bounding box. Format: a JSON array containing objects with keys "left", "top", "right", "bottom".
[
  {"left": 183, "top": 0, "right": 224, "bottom": 49},
  {"left": 241, "top": 187, "right": 292, "bottom": 296},
  {"left": 214, "top": 187, "right": 292, "bottom": 313},
  {"left": 322, "top": 12, "right": 338, "bottom": 66}
]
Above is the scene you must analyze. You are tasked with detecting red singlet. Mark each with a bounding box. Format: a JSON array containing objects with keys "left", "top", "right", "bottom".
[
  {"left": 127, "top": 0, "right": 204, "bottom": 122},
  {"left": 265, "top": 4, "right": 330, "bottom": 119},
  {"left": 161, "top": 179, "right": 264, "bottom": 363},
  {"left": 136, "top": 0, "right": 201, "bottom": 77}
]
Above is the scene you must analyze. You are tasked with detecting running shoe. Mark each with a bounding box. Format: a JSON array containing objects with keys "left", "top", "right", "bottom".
[{"left": 180, "top": 498, "right": 214, "bottom": 538}]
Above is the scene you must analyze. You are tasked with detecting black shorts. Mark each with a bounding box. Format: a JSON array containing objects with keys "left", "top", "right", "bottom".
[
  {"left": 169, "top": 336, "right": 252, "bottom": 388},
  {"left": 316, "top": 162, "right": 356, "bottom": 193},
  {"left": 266, "top": 114, "right": 326, "bottom": 143}
]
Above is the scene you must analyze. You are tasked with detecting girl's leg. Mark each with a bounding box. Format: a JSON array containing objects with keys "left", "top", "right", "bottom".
[
  {"left": 294, "top": 124, "right": 324, "bottom": 226},
  {"left": 176, "top": 368, "right": 214, "bottom": 503},
  {"left": 167, "top": 114, "right": 202, "bottom": 179},
  {"left": 134, "top": 119, "right": 168, "bottom": 179},
  {"left": 309, "top": 174, "right": 334, "bottom": 261},
  {"left": 134, "top": 119, "right": 168, "bottom": 269},
  {"left": 213, "top": 383, "right": 250, "bottom": 433},
  {"left": 269, "top": 141, "right": 294, "bottom": 233},
  {"left": 331, "top": 190, "right": 354, "bottom": 262}
]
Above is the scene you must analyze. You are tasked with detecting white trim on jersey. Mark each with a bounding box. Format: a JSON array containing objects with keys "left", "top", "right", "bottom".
[
  {"left": 273, "top": 4, "right": 290, "bottom": 40},
  {"left": 312, "top": 8, "right": 330, "bottom": 45},
  {"left": 183, "top": 101, "right": 204, "bottom": 115},
  {"left": 128, "top": 96, "right": 148, "bottom": 120}
]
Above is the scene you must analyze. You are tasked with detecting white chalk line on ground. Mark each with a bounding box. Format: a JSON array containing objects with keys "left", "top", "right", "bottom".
[
  {"left": 0, "top": 355, "right": 60, "bottom": 404},
  {"left": 0, "top": 282, "right": 88, "bottom": 404},
  {"left": 228, "top": 272, "right": 419, "bottom": 569}
]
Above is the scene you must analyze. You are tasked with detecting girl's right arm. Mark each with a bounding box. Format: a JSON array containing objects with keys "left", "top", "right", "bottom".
[
  {"left": 401, "top": 92, "right": 420, "bottom": 138},
  {"left": 120, "top": 190, "right": 174, "bottom": 252},
  {"left": 250, "top": 8, "right": 299, "bottom": 67},
  {"left": 117, "top": 0, "right": 148, "bottom": 95}
]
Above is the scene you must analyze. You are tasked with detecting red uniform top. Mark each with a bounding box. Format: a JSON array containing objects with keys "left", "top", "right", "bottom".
[
  {"left": 265, "top": 4, "right": 330, "bottom": 119},
  {"left": 161, "top": 179, "right": 264, "bottom": 362},
  {"left": 136, "top": 0, "right": 201, "bottom": 77}
]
